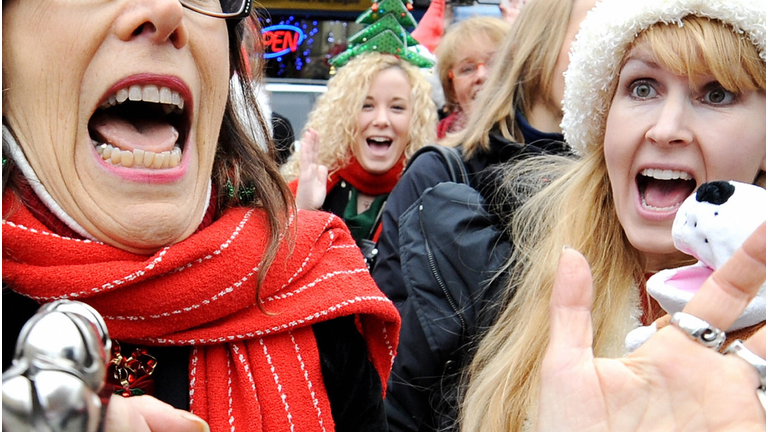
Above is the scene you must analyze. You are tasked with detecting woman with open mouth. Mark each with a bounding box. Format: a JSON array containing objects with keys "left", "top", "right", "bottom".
[
  {"left": 281, "top": 53, "right": 436, "bottom": 258},
  {"left": 1, "top": 0, "right": 401, "bottom": 430},
  {"left": 462, "top": 0, "right": 766, "bottom": 430}
]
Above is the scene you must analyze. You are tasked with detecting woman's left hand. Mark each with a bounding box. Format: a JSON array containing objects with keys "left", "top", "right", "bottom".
[
  {"left": 536, "top": 223, "right": 766, "bottom": 432},
  {"left": 295, "top": 128, "right": 328, "bottom": 211}
]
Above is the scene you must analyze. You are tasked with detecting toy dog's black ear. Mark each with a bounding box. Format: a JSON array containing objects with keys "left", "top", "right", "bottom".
[{"left": 695, "top": 181, "right": 735, "bottom": 205}]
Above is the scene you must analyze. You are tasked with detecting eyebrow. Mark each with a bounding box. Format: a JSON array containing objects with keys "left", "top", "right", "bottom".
[
  {"left": 622, "top": 55, "right": 661, "bottom": 71},
  {"left": 364, "top": 96, "right": 408, "bottom": 103}
]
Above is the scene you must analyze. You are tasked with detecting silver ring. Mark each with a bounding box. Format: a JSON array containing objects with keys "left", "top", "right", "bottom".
[
  {"left": 724, "top": 339, "right": 766, "bottom": 392},
  {"left": 669, "top": 312, "right": 726, "bottom": 350}
]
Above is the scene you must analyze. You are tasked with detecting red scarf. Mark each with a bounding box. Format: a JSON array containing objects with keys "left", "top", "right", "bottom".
[
  {"left": 2, "top": 191, "right": 400, "bottom": 432},
  {"left": 288, "top": 156, "right": 404, "bottom": 197},
  {"left": 437, "top": 110, "right": 467, "bottom": 140}
]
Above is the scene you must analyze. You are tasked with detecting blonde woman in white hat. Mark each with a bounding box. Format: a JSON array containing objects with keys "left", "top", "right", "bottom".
[{"left": 461, "top": 0, "right": 766, "bottom": 430}]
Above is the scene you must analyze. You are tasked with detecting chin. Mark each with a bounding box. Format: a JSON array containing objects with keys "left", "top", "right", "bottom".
[
  {"left": 109, "top": 226, "right": 191, "bottom": 255},
  {"left": 360, "top": 159, "right": 396, "bottom": 175},
  {"left": 95, "top": 202, "right": 202, "bottom": 254}
]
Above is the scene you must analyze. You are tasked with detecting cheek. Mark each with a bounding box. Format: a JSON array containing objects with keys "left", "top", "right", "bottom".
[
  {"left": 194, "top": 22, "right": 230, "bottom": 99},
  {"left": 603, "top": 115, "right": 635, "bottom": 205},
  {"left": 699, "top": 110, "right": 766, "bottom": 183},
  {"left": 396, "top": 116, "right": 412, "bottom": 143},
  {"left": 706, "top": 142, "right": 766, "bottom": 184},
  {"left": 602, "top": 120, "right": 625, "bottom": 178},
  {"left": 455, "top": 82, "right": 472, "bottom": 105}
]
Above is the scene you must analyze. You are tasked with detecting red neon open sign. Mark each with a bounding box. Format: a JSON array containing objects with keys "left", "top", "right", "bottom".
[{"left": 262, "top": 25, "right": 307, "bottom": 58}]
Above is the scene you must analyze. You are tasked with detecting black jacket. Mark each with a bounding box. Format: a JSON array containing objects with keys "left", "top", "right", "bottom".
[{"left": 372, "top": 118, "right": 570, "bottom": 432}]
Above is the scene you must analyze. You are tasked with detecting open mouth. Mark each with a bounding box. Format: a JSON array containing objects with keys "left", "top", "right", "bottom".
[
  {"left": 366, "top": 137, "right": 393, "bottom": 155},
  {"left": 637, "top": 168, "right": 696, "bottom": 211},
  {"left": 367, "top": 137, "right": 393, "bottom": 149},
  {"left": 89, "top": 84, "right": 189, "bottom": 169}
]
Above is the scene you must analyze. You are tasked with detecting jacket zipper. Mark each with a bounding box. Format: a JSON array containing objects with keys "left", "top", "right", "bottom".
[{"left": 418, "top": 203, "right": 467, "bottom": 335}]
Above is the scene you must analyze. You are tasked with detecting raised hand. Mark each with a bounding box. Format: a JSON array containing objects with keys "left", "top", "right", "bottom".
[
  {"left": 295, "top": 128, "right": 329, "bottom": 211},
  {"left": 536, "top": 223, "right": 766, "bottom": 432}
]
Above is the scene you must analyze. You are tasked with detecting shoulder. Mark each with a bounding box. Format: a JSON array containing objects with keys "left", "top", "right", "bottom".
[
  {"left": 294, "top": 208, "right": 355, "bottom": 245},
  {"left": 398, "top": 148, "right": 460, "bottom": 195}
]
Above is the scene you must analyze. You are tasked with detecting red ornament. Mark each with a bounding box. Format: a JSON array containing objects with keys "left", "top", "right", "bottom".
[
  {"left": 406, "top": 3, "right": 413, "bottom": 10},
  {"left": 371, "top": 2, "right": 379, "bottom": 11},
  {"left": 401, "top": 12, "right": 406, "bottom": 17}
]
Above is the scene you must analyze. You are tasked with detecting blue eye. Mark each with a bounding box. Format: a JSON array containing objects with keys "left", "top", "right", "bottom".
[
  {"left": 630, "top": 81, "right": 656, "bottom": 99},
  {"left": 703, "top": 86, "right": 735, "bottom": 105}
]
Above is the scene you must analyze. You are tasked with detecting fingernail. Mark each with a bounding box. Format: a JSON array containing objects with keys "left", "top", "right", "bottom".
[
  {"left": 179, "top": 411, "right": 210, "bottom": 432},
  {"left": 561, "top": 245, "right": 573, "bottom": 254}
]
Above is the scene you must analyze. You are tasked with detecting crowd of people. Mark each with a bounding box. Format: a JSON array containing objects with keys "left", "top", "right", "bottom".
[{"left": 2, "top": 0, "right": 765, "bottom": 431}]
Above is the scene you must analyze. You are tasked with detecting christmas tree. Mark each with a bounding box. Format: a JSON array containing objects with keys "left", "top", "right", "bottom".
[{"left": 330, "top": 0, "right": 435, "bottom": 70}]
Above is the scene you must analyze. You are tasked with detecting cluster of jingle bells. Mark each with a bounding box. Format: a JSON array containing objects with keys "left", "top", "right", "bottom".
[{"left": 2, "top": 300, "right": 112, "bottom": 432}]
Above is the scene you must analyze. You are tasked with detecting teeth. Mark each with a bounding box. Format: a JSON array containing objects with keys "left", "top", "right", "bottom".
[
  {"left": 641, "top": 195, "right": 682, "bottom": 212},
  {"left": 159, "top": 87, "right": 173, "bottom": 104},
  {"left": 128, "top": 85, "right": 143, "bottom": 101},
  {"left": 95, "top": 142, "right": 182, "bottom": 169},
  {"left": 641, "top": 168, "right": 692, "bottom": 181},
  {"left": 99, "top": 84, "right": 185, "bottom": 111},
  {"left": 116, "top": 89, "right": 129, "bottom": 103},
  {"left": 142, "top": 85, "right": 160, "bottom": 103}
]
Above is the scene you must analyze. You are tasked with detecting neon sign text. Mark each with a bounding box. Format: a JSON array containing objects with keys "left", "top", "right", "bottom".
[{"left": 262, "top": 25, "right": 307, "bottom": 59}]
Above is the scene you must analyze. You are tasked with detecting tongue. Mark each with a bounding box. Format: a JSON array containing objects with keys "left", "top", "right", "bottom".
[
  {"left": 91, "top": 111, "right": 179, "bottom": 153},
  {"left": 643, "top": 179, "right": 693, "bottom": 209}
]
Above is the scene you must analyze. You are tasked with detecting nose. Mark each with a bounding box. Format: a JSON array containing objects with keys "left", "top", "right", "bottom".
[
  {"left": 644, "top": 92, "right": 695, "bottom": 146},
  {"left": 475, "top": 62, "right": 491, "bottom": 81},
  {"left": 372, "top": 107, "right": 391, "bottom": 127},
  {"left": 113, "top": 0, "right": 190, "bottom": 48}
]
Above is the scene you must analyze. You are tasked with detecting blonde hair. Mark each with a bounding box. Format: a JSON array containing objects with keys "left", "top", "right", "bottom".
[
  {"left": 460, "top": 15, "right": 766, "bottom": 432},
  {"left": 281, "top": 53, "right": 437, "bottom": 180},
  {"left": 441, "top": 0, "right": 573, "bottom": 157},
  {"left": 435, "top": 16, "right": 511, "bottom": 114}
]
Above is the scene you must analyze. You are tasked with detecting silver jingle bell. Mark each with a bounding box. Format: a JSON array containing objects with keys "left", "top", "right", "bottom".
[{"left": 2, "top": 300, "right": 111, "bottom": 432}]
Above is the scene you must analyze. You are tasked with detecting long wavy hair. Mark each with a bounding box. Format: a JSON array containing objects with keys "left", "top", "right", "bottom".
[
  {"left": 441, "top": 0, "right": 573, "bottom": 157},
  {"left": 2, "top": 12, "right": 293, "bottom": 309},
  {"left": 280, "top": 53, "right": 437, "bottom": 181},
  {"left": 460, "top": 16, "right": 766, "bottom": 432}
]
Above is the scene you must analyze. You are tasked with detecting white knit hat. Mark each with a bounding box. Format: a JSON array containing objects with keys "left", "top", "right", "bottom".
[{"left": 561, "top": 0, "right": 766, "bottom": 154}]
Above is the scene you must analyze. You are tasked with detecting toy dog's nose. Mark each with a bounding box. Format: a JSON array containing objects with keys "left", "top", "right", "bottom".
[{"left": 695, "top": 181, "right": 735, "bottom": 205}]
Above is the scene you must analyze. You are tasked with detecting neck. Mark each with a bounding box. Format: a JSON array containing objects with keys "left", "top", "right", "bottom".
[
  {"left": 527, "top": 102, "right": 563, "bottom": 135},
  {"left": 643, "top": 250, "right": 695, "bottom": 273},
  {"left": 333, "top": 156, "right": 404, "bottom": 196}
]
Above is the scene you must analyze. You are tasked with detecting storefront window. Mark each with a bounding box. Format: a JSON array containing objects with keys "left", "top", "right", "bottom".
[{"left": 259, "top": 15, "right": 364, "bottom": 80}]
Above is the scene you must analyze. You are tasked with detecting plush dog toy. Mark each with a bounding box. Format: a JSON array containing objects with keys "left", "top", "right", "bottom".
[{"left": 626, "top": 180, "right": 766, "bottom": 353}]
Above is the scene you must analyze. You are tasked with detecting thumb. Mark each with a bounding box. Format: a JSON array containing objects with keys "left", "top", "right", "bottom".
[
  {"left": 103, "top": 395, "right": 210, "bottom": 432},
  {"left": 546, "top": 247, "right": 595, "bottom": 362}
]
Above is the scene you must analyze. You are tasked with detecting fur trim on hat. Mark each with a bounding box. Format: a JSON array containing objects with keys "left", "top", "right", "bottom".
[{"left": 561, "top": 0, "right": 766, "bottom": 154}]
